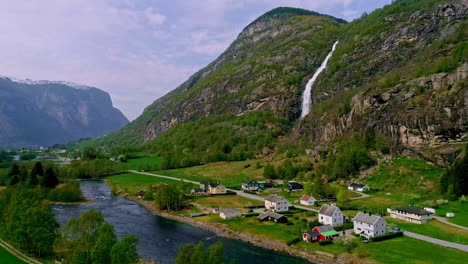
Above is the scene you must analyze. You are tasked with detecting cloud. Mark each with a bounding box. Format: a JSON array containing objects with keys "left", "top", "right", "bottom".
[{"left": 144, "top": 7, "right": 167, "bottom": 25}]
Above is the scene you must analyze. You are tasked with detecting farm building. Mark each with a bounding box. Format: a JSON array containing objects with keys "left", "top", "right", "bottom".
[
  {"left": 388, "top": 206, "right": 433, "bottom": 224},
  {"left": 257, "top": 212, "right": 288, "bottom": 223},
  {"left": 312, "top": 225, "right": 340, "bottom": 241},
  {"left": 219, "top": 208, "right": 241, "bottom": 219}
]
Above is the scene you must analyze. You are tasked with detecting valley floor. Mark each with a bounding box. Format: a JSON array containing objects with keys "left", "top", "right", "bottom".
[{"left": 106, "top": 168, "right": 468, "bottom": 264}]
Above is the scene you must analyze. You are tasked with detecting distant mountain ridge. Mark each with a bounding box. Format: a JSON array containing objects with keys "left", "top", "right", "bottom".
[{"left": 0, "top": 76, "right": 129, "bottom": 148}]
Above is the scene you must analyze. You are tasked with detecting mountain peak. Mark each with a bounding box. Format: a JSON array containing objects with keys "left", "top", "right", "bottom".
[{"left": 0, "top": 75, "right": 95, "bottom": 90}]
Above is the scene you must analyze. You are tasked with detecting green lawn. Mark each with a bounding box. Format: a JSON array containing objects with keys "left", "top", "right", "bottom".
[
  {"left": 345, "top": 157, "right": 446, "bottom": 211},
  {"left": 118, "top": 156, "right": 164, "bottom": 171},
  {"left": 154, "top": 160, "right": 266, "bottom": 187},
  {"left": 194, "top": 195, "right": 263, "bottom": 209},
  {"left": 367, "top": 236, "right": 468, "bottom": 264},
  {"left": 0, "top": 247, "right": 26, "bottom": 264},
  {"left": 222, "top": 216, "right": 299, "bottom": 242},
  {"left": 386, "top": 218, "right": 468, "bottom": 244},
  {"left": 436, "top": 201, "right": 468, "bottom": 227},
  {"left": 105, "top": 173, "right": 193, "bottom": 195}
]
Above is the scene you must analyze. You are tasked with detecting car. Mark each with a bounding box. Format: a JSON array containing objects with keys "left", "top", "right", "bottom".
[{"left": 391, "top": 227, "right": 401, "bottom": 232}]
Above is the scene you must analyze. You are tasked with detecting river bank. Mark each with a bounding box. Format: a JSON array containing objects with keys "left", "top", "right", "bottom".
[{"left": 124, "top": 195, "right": 343, "bottom": 264}]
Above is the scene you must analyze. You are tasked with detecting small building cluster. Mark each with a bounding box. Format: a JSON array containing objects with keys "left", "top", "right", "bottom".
[
  {"left": 241, "top": 178, "right": 274, "bottom": 191},
  {"left": 347, "top": 183, "right": 370, "bottom": 192},
  {"left": 192, "top": 180, "right": 227, "bottom": 195}
]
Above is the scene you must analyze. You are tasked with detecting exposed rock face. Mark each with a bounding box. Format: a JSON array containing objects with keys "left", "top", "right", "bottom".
[{"left": 0, "top": 76, "right": 128, "bottom": 147}]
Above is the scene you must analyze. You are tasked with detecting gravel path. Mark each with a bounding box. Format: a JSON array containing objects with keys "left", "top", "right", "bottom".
[
  {"left": 349, "top": 190, "right": 371, "bottom": 200},
  {"left": 403, "top": 231, "right": 468, "bottom": 252}
]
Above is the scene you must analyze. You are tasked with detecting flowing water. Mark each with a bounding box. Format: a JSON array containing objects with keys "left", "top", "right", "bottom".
[
  {"left": 52, "top": 180, "right": 311, "bottom": 264},
  {"left": 300, "top": 41, "right": 339, "bottom": 119}
]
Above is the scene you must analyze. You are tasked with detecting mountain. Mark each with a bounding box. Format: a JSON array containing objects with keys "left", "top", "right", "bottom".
[
  {"left": 81, "top": 0, "right": 467, "bottom": 165},
  {"left": 0, "top": 76, "right": 129, "bottom": 148}
]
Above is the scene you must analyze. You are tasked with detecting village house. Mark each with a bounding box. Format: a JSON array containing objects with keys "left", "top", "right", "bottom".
[
  {"left": 353, "top": 212, "right": 387, "bottom": 239},
  {"left": 348, "top": 183, "right": 370, "bottom": 192},
  {"left": 312, "top": 225, "right": 340, "bottom": 241},
  {"left": 302, "top": 231, "right": 320, "bottom": 243},
  {"left": 190, "top": 188, "right": 204, "bottom": 195},
  {"left": 264, "top": 194, "right": 289, "bottom": 212},
  {"left": 200, "top": 180, "right": 227, "bottom": 194},
  {"left": 257, "top": 212, "right": 288, "bottom": 223},
  {"left": 287, "top": 181, "right": 304, "bottom": 192},
  {"left": 219, "top": 208, "right": 241, "bottom": 219},
  {"left": 258, "top": 179, "right": 274, "bottom": 189},
  {"left": 318, "top": 204, "right": 344, "bottom": 226},
  {"left": 300, "top": 195, "right": 316, "bottom": 206},
  {"left": 242, "top": 179, "right": 260, "bottom": 191},
  {"left": 388, "top": 206, "right": 434, "bottom": 224}
]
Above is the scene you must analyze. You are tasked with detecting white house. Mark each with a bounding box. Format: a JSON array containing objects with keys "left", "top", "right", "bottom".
[
  {"left": 318, "top": 204, "right": 344, "bottom": 227},
  {"left": 300, "top": 195, "right": 316, "bottom": 206},
  {"left": 219, "top": 208, "right": 241, "bottom": 219},
  {"left": 348, "top": 183, "right": 370, "bottom": 192},
  {"left": 353, "top": 212, "right": 387, "bottom": 239},
  {"left": 264, "top": 194, "right": 289, "bottom": 212},
  {"left": 388, "top": 206, "right": 433, "bottom": 224}
]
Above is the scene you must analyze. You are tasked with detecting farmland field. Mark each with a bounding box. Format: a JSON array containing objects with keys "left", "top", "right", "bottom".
[{"left": 105, "top": 173, "right": 194, "bottom": 195}]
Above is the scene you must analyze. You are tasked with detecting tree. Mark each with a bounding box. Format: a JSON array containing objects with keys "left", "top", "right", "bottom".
[
  {"left": 8, "top": 163, "right": 20, "bottom": 177},
  {"left": 263, "top": 164, "right": 277, "bottom": 179},
  {"left": 54, "top": 209, "right": 105, "bottom": 263},
  {"left": 337, "top": 189, "right": 352, "bottom": 203},
  {"left": 91, "top": 223, "right": 117, "bottom": 264},
  {"left": 175, "top": 244, "right": 195, "bottom": 264},
  {"left": 42, "top": 168, "right": 60, "bottom": 188},
  {"left": 110, "top": 235, "right": 139, "bottom": 264},
  {"left": 28, "top": 162, "right": 44, "bottom": 186},
  {"left": 82, "top": 147, "right": 99, "bottom": 160},
  {"left": 154, "top": 184, "right": 183, "bottom": 210},
  {"left": 19, "top": 165, "right": 28, "bottom": 182},
  {"left": 207, "top": 242, "right": 224, "bottom": 264},
  {"left": 191, "top": 241, "right": 207, "bottom": 264},
  {"left": 303, "top": 181, "right": 314, "bottom": 195},
  {"left": 313, "top": 175, "right": 324, "bottom": 198}
]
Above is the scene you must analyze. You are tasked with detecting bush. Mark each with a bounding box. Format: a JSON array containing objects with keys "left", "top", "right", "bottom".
[
  {"left": 286, "top": 238, "right": 301, "bottom": 246},
  {"left": 318, "top": 239, "right": 333, "bottom": 245},
  {"left": 370, "top": 232, "right": 403, "bottom": 242},
  {"left": 48, "top": 184, "right": 83, "bottom": 202},
  {"left": 334, "top": 222, "right": 354, "bottom": 231}
]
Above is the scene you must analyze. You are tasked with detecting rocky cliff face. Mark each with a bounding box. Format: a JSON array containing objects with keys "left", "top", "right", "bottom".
[{"left": 0, "top": 76, "right": 129, "bottom": 147}]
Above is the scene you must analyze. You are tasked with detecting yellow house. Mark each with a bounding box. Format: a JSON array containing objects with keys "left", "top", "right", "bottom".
[{"left": 200, "top": 180, "right": 227, "bottom": 194}]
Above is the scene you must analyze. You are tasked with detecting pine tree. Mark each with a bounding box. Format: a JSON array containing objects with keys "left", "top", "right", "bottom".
[
  {"left": 28, "top": 162, "right": 43, "bottom": 186},
  {"left": 42, "top": 168, "right": 59, "bottom": 188}
]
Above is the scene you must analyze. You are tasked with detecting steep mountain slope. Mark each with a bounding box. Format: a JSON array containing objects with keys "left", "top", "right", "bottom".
[
  {"left": 0, "top": 76, "right": 129, "bottom": 147},
  {"left": 93, "top": 7, "right": 346, "bottom": 147},
  {"left": 292, "top": 0, "right": 467, "bottom": 165},
  {"left": 83, "top": 1, "right": 466, "bottom": 165}
]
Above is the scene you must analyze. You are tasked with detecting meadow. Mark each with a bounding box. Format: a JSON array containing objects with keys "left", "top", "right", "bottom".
[
  {"left": 105, "top": 173, "right": 192, "bottom": 195},
  {"left": 436, "top": 201, "right": 468, "bottom": 227},
  {"left": 0, "top": 247, "right": 26, "bottom": 264}
]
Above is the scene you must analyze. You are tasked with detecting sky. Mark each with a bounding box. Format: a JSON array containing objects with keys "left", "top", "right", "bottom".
[{"left": 0, "top": 0, "right": 391, "bottom": 121}]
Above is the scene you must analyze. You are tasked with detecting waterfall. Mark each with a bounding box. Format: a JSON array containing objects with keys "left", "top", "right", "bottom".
[{"left": 300, "top": 41, "right": 339, "bottom": 119}]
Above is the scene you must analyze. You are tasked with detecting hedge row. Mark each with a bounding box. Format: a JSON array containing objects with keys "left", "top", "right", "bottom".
[
  {"left": 370, "top": 231, "right": 403, "bottom": 242},
  {"left": 318, "top": 239, "right": 333, "bottom": 245}
]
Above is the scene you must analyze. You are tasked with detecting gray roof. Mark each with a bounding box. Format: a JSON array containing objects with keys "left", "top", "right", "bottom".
[
  {"left": 242, "top": 178, "right": 257, "bottom": 184},
  {"left": 265, "top": 194, "right": 284, "bottom": 203},
  {"left": 348, "top": 183, "right": 367, "bottom": 188},
  {"left": 220, "top": 208, "right": 240, "bottom": 216},
  {"left": 353, "top": 212, "right": 383, "bottom": 225},
  {"left": 257, "top": 212, "right": 287, "bottom": 220},
  {"left": 319, "top": 204, "right": 339, "bottom": 216},
  {"left": 395, "top": 206, "right": 433, "bottom": 215},
  {"left": 314, "top": 225, "right": 334, "bottom": 233}
]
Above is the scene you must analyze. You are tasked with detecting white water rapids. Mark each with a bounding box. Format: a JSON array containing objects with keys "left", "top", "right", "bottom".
[{"left": 300, "top": 41, "right": 339, "bottom": 119}]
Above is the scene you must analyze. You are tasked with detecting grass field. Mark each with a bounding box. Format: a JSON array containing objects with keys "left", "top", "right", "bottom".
[
  {"left": 194, "top": 195, "right": 263, "bottom": 209},
  {"left": 367, "top": 236, "right": 468, "bottom": 264},
  {"left": 345, "top": 157, "right": 446, "bottom": 211},
  {"left": 386, "top": 218, "right": 468, "bottom": 244},
  {"left": 436, "top": 201, "right": 468, "bottom": 227},
  {"left": 105, "top": 173, "right": 194, "bottom": 195},
  {"left": 154, "top": 160, "right": 266, "bottom": 187},
  {"left": 0, "top": 247, "right": 26, "bottom": 264}
]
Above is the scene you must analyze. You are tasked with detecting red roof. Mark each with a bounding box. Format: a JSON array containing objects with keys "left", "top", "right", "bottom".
[{"left": 300, "top": 195, "right": 311, "bottom": 201}]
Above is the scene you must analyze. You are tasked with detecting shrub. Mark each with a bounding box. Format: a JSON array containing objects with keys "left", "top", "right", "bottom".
[
  {"left": 370, "top": 232, "right": 403, "bottom": 242},
  {"left": 318, "top": 239, "right": 333, "bottom": 245},
  {"left": 334, "top": 222, "right": 354, "bottom": 231},
  {"left": 48, "top": 184, "right": 83, "bottom": 202}
]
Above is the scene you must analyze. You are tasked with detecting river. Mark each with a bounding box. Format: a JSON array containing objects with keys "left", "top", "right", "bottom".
[{"left": 52, "top": 180, "right": 311, "bottom": 264}]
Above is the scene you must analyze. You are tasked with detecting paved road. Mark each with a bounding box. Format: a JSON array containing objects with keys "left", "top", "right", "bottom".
[
  {"left": 349, "top": 190, "right": 371, "bottom": 200},
  {"left": 127, "top": 170, "right": 319, "bottom": 212},
  {"left": 404, "top": 231, "right": 468, "bottom": 252},
  {"left": 434, "top": 216, "right": 468, "bottom": 230}
]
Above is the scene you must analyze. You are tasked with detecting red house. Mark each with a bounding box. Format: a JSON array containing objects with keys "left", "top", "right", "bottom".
[
  {"left": 312, "top": 225, "right": 340, "bottom": 241},
  {"left": 302, "top": 231, "right": 320, "bottom": 243}
]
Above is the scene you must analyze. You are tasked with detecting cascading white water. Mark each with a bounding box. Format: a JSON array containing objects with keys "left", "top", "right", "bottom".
[{"left": 300, "top": 41, "right": 339, "bottom": 119}]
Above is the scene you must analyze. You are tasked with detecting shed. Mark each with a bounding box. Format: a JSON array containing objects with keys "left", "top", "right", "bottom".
[
  {"left": 219, "top": 208, "right": 241, "bottom": 219},
  {"left": 257, "top": 212, "right": 288, "bottom": 223}
]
